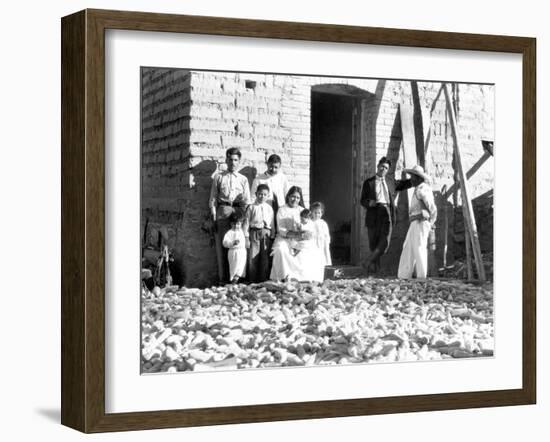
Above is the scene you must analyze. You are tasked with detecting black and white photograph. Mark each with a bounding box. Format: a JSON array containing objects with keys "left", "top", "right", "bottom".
[
  {"left": 2, "top": 0, "right": 544, "bottom": 437},
  {"left": 140, "top": 68, "right": 495, "bottom": 374}
]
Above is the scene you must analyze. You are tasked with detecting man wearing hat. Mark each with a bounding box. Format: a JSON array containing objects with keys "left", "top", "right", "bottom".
[
  {"left": 360, "top": 157, "right": 413, "bottom": 273},
  {"left": 397, "top": 164, "right": 437, "bottom": 279}
]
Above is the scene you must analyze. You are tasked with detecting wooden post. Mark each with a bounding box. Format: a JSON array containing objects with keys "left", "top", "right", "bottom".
[
  {"left": 400, "top": 102, "right": 417, "bottom": 168},
  {"left": 443, "top": 84, "right": 486, "bottom": 281},
  {"left": 441, "top": 185, "right": 449, "bottom": 269},
  {"left": 351, "top": 100, "right": 362, "bottom": 266},
  {"left": 399, "top": 102, "right": 417, "bottom": 205},
  {"left": 464, "top": 228, "right": 474, "bottom": 281}
]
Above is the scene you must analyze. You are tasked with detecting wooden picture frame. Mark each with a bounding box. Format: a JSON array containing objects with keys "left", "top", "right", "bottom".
[{"left": 61, "top": 9, "right": 536, "bottom": 433}]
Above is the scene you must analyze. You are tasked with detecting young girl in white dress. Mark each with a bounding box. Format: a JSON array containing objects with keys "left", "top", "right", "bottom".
[
  {"left": 311, "top": 202, "right": 332, "bottom": 268},
  {"left": 292, "top": 208, "right": 324, "bottom": 283},
  {"left": 222, "top": 213, "right": 247, "bottom": 283}
]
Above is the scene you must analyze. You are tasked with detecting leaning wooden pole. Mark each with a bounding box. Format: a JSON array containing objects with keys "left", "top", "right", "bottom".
[
  {"left": 464, "top": 228, "right": 474, "bottom": 281},
  {"left": 443, "top": 83, "right": 486, "bottom": 281}
]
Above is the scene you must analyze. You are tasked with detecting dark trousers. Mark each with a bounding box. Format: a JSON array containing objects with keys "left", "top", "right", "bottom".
[
  {"left": 247, "top": 228, "right": 272, "bottom": 283},
  {"left": 366, "top": 205, "right": 392, "bottom": 269}
]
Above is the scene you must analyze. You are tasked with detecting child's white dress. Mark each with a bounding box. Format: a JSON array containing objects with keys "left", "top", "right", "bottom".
[
  {"left": 222, "top": 228, "right": 247, "bottom": 280},
  {"left": 312, "top": 219, "right": 332, "bottom": 266},
  {"left": 294, "top": 221, "right": 324, "bottom": 282}
]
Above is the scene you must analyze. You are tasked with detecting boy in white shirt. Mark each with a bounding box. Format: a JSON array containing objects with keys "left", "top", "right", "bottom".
[{"left": 243, "top": 184, "right": 275, "bottom": 282}]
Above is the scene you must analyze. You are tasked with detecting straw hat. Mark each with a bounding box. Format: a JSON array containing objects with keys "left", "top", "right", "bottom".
[{"left": 403, "top": 164, "right": 430, "bottom": 183}]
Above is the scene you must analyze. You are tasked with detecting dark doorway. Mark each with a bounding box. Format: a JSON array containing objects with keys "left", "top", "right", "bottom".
[{"left": 310, "top": 92, "right": 355, "bottom": 265}]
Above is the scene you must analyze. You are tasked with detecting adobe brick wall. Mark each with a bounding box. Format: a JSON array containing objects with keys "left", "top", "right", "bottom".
[
  {"left": 142, "top": 68, "right": 494, "bottom": 287},
  {"left": 141, "top": 68, "right": 215, "bottom": 286},
  {"left": 186, "top": 72, "right": 379, "bottom": 286},
  {"left": 141, "top": 68, "right": 191, "bottom": 247}
]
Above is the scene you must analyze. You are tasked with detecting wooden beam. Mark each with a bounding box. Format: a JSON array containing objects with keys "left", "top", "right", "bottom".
[
  {"left": 410, "top": 81, "right": 426, "bottom": 167},
  {"left": 443, "top": 150, "right": 492, "bottom": 200},
  {"left": 443, "top": 84, "right": 486, "bottom": 281},
  {"left": 351, "top": 100, "right": 362, "bottom": 265},
  {"left": 464, "top": 228, "right": 474, "bottom": 281},
  {"left": 399, "top": 102, "right": 417, "bottom": 205},
  {"left": 440, "top": 185, "right": 449, "bottom": 269},
  {"left": 400, "top": 102, "right": 417, "bottom": 168}
]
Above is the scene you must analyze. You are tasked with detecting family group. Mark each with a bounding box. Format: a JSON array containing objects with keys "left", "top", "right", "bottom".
[
  {"left": 210, "top": 148, "right": 438, "bottom": 285},
  {"left": 209, "top": 149, "right": 331, "bottom": 284}
]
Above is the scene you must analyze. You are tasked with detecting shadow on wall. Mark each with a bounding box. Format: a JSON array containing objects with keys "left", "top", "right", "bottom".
[
  {"left": 239, "top": 166, "right": 258, "bottom": 190},
  {"left": 178, "top": 161, "right": 258, "bottom": 288},
  {"left": 141, "top": 158, "right": 238, "bottom": 289},
  {"left": 379, "top": 108, "right": 457, "bottom": 276},
  {"left": 378, "top": 106, "right": 409, "bottom": 276},
  {"left": 380, "top": 189, "right": 456, "bottom": 277},
  {"left": 433, "top": 189, "right": 456, "bottom": 270},
  {"left": 379, "top": 175, "right": 492, "bottom": 276},
  {"left": 180, "top": 159, "right": 219, "bottom": 288},
  {"left": 453, "top": 188, "right": 494, "bottom": 260},
  {"left": 365, "top": 80, "right": 386, "bottom": 175}
]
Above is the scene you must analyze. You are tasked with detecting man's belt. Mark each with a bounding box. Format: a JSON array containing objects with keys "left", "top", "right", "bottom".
[{"left": 250, "top": 226, "right": 271, "bottom": 231}]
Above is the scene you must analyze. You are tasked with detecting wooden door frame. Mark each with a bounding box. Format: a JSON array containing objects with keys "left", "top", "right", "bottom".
[{"left": 350, "top": 98, "right": 364, "bottom": 266}]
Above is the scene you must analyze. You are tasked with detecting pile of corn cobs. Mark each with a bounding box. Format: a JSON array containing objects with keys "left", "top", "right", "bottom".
[{"left": 141, "top": 278, "right": 494, "bottom": 373}]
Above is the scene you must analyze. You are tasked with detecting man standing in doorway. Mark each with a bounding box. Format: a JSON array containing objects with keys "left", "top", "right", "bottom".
[
  {"left": 397, "top": 165, "right": 437, "bottom": 279},
  {"left": 360, "top": 157, "right": 412, "bottom": 274},
  {"left": 209, "top": 148, "right": 251, "bottom": 284}
]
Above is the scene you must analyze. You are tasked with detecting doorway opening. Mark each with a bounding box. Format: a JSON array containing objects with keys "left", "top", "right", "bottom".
[{"left": 310, "top": 91, "right": 356, "bottom": 265}]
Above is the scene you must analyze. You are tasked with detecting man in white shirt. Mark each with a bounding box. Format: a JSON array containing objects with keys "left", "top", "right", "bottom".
[
  {"left": 250, "top": 154, "right": 290, "bottom": 216},
  {"left": 209, "top": 148, "right": 251, "bottom": 283},
  {"left": 397, "top": 165, "right": 437, "bottom": 279}
]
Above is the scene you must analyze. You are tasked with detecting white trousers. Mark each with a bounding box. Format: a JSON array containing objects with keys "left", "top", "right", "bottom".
[{"left": 398, "top": 220, "right": 431, "bottom": 279}]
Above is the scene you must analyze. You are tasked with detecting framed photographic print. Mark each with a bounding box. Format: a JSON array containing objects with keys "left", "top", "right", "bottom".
[{"left": 61, "top": 9, "right": 536, "bottom": 433}]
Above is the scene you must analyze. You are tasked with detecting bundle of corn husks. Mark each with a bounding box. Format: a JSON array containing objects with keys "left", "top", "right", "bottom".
[{"left": 141, "top": 278, "right": 494, "bottom": 373}]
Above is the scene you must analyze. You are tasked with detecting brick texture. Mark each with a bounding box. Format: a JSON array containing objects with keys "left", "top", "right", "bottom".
[{"left": 142, "top": 69, "right": 494, "bottom": 286}]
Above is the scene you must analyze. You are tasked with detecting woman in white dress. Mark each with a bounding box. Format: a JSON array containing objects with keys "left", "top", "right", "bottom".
[
  {"left": 270, "top": 188, "right": 324, "bottom": 283},
  {"left": 270, "top": 187, "right": 305, "bottom": 281}
]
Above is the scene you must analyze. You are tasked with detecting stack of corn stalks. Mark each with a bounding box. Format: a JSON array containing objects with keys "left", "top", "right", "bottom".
[{"left": 439, "top": 252, "right": 494, "bottom": 281}]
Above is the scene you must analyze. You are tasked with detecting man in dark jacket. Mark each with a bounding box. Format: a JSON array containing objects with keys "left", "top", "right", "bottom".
[{"left": 360, "top": 157, "right": 412, "bottom": 273}]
